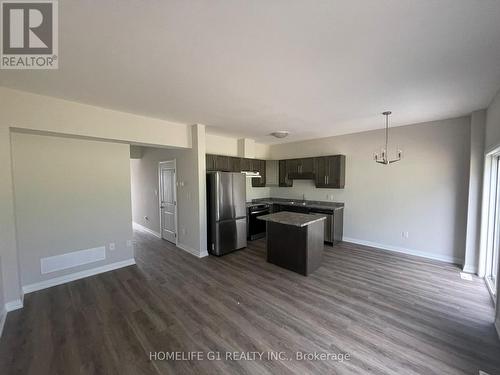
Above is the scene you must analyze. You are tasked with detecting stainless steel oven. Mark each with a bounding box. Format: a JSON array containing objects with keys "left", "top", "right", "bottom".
[{"left": 247, "top": 204, "right": 270, "bottom": 240}]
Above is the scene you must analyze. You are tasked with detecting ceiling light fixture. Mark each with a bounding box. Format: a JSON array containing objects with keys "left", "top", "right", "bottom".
[
  {"left": 374, "top": 111, "right": 402, "bottom": 165},
  {"left": 270, "top": 131, "right": 290, "bottom": 139}
]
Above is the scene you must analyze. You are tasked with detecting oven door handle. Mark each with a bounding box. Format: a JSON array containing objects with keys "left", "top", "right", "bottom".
[{"left": 250, "top": 210, "right": 269, "bottom": 215}]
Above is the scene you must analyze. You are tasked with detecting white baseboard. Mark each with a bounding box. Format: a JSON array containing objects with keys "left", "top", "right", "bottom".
[
  {"left": 0, "top": 307, "right": 6, "bottom": 338},
  {"left": 41, "top": 246, "right": 106, "bottom": 274},
  {"left": 177, "top": 243, "right": 208, "bottom": 258},
  {"left": 23, "top": 258, "right": 136, "bottom": 294},
  {"left": 462, "top": 263, "right": 477, "bottom": 274},
  {"left": 133, "top": 222, "right": 161, "bottom": 238},
  {"left": 5, "top": 298, "right": 23, "bottom": 312},
  {"left": 343, "top": 237, "right": 463, "bottom": 265}
]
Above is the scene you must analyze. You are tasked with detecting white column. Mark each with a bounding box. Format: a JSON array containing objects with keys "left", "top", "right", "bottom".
[
  {"left": 192, "top": 124, "right": 208, "bottom": 256},
  {"left": 237, "top": 138, "right": 255, "bottom": 158},
  {"left": 0, "top": 126, "right": 23, "bottom": 307},
  {"left": 463, "top": 110, "right": 486, "bottom": 274}
]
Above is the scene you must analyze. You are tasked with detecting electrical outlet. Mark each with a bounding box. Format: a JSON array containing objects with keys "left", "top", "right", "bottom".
[
  {"left": 401, "top": 231, "right": 409, "bottom": 239},
  {"left": 126, "top": 240, "right": 133, "bottom": 247},
  {"left": 109, "top": 242, "right": 116, "bottom": 251}
]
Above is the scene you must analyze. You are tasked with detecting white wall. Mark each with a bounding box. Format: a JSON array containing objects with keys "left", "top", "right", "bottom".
[
  {"left": 0, "top": 87, "right": 191, "bottom": 148},
  {"left": 246, "top": 180, "right": 271, "bottom": 201},
  {"left": 10, "top": 132, "right": 134, "bottom": 287},
  {"left": 485, "top": 89, "right": 500, "bottom": 153},
  {"left": 0, "top": 126, "right": 21, "bottom": 305},
  {"left": 205, "top": 133, "right": 239, "bottom": 155},
  {"left": 266, "top": 116, "right": 471, "bottom": 264},
  {"left": 130, "top": 145, "right": 207, "bottom": 256},
  {"left": 0, "top": 87, "right": 195, "bottom": 307}
]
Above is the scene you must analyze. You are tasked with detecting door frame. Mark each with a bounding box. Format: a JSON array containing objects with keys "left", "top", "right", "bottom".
[
  {"left": 158, "top": 160, "right": 178, "bottom": 245},
  {"left": 479, "top": 145, "right": 500, "bottom": 302}
]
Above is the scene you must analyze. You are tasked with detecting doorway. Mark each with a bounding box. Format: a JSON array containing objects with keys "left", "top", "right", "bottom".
[{"left": 159, "top": 160, "right": 177, "bottom": 244}]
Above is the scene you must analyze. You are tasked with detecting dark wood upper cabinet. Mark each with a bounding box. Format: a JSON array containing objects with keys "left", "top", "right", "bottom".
[
  {"left": 207, "top": 153, "right": 344, "bottom": 189},
  {"left": 300, "top": 158, "right": 315, "bottom": 174},
  {"left": 240, "top": 158, "right": 252, "bottom": 171},
  {"left": 214, "top": 155, "right": 231, "bottom": 171},
  {"left": 285, "top": 159, "right": 299, "bottom": 175},
  {"left": 229, "top": 157, "right": 241, "bottom": 172},
  {"left": 206, "top": 155, "right": 242, "bottom": 172},
  {"left": 206, "top": 154, "right": 266, "bottom": 187},
  {"left": 314, "top": 155, "right": 345, "bottom": 188},
  {"left": 251, "top": 159, "right": 266, "bottom": 187},
  {"left": 279, "top": 160, "right": 292, "bottom": 187},
  {"left": 206, "top": 154, "right": 216, "bottom": 171},
  {"left": 287, "top": 157, "right": 314, "bottom": 179}
]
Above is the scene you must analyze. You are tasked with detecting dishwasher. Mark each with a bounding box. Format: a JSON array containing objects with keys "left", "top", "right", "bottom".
[{"left": 309, "top": 207, "right": 343, "bottom": 245}]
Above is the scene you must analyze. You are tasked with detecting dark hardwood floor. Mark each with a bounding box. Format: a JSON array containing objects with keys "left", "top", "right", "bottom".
[{"left": 1, "top": 229, "right": 500, "bottom": 375}]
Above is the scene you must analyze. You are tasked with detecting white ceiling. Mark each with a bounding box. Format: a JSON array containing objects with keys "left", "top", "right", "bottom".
[{"left": 2, "top": 0, "right": 500, "bottom": 143}]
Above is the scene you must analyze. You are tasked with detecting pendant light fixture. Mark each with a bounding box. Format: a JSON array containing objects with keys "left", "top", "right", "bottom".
[{"left": 374, "top": 111, "right": 402, "bottom": 165}]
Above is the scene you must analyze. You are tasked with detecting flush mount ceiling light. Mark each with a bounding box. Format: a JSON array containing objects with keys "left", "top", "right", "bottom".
[
  {"left": 374, "top": 111, "right": 402, "bottom": 165},
  {"left": 270, "top": 131, "right": 290, "bottom": 139}
]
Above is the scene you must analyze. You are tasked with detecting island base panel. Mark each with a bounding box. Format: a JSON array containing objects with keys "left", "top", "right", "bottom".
[{"left": 266, "top": 221, "right": 324, "bottom": 276}]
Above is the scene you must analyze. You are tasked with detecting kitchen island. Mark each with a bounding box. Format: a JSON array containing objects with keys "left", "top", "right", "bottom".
[
  {"left": 258, "top": 211, "right": 326, "bottom": 276},
  {"left": 252, "top": 198, "right": 344, "bottom": 245}
]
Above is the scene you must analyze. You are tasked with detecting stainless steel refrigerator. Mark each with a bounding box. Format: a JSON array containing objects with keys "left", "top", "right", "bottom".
[{"left": 206, "top": 171, "right": 247, "bottom": 256}]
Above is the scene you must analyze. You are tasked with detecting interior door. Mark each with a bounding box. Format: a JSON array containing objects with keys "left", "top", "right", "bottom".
[{"left": 160, "top": 161, "right": 176, "bottom": 243}]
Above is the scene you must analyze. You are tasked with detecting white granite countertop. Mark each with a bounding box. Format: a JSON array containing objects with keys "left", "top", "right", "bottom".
[{"left": 257, "top": 212, "right": 326, "bottom": 227}]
